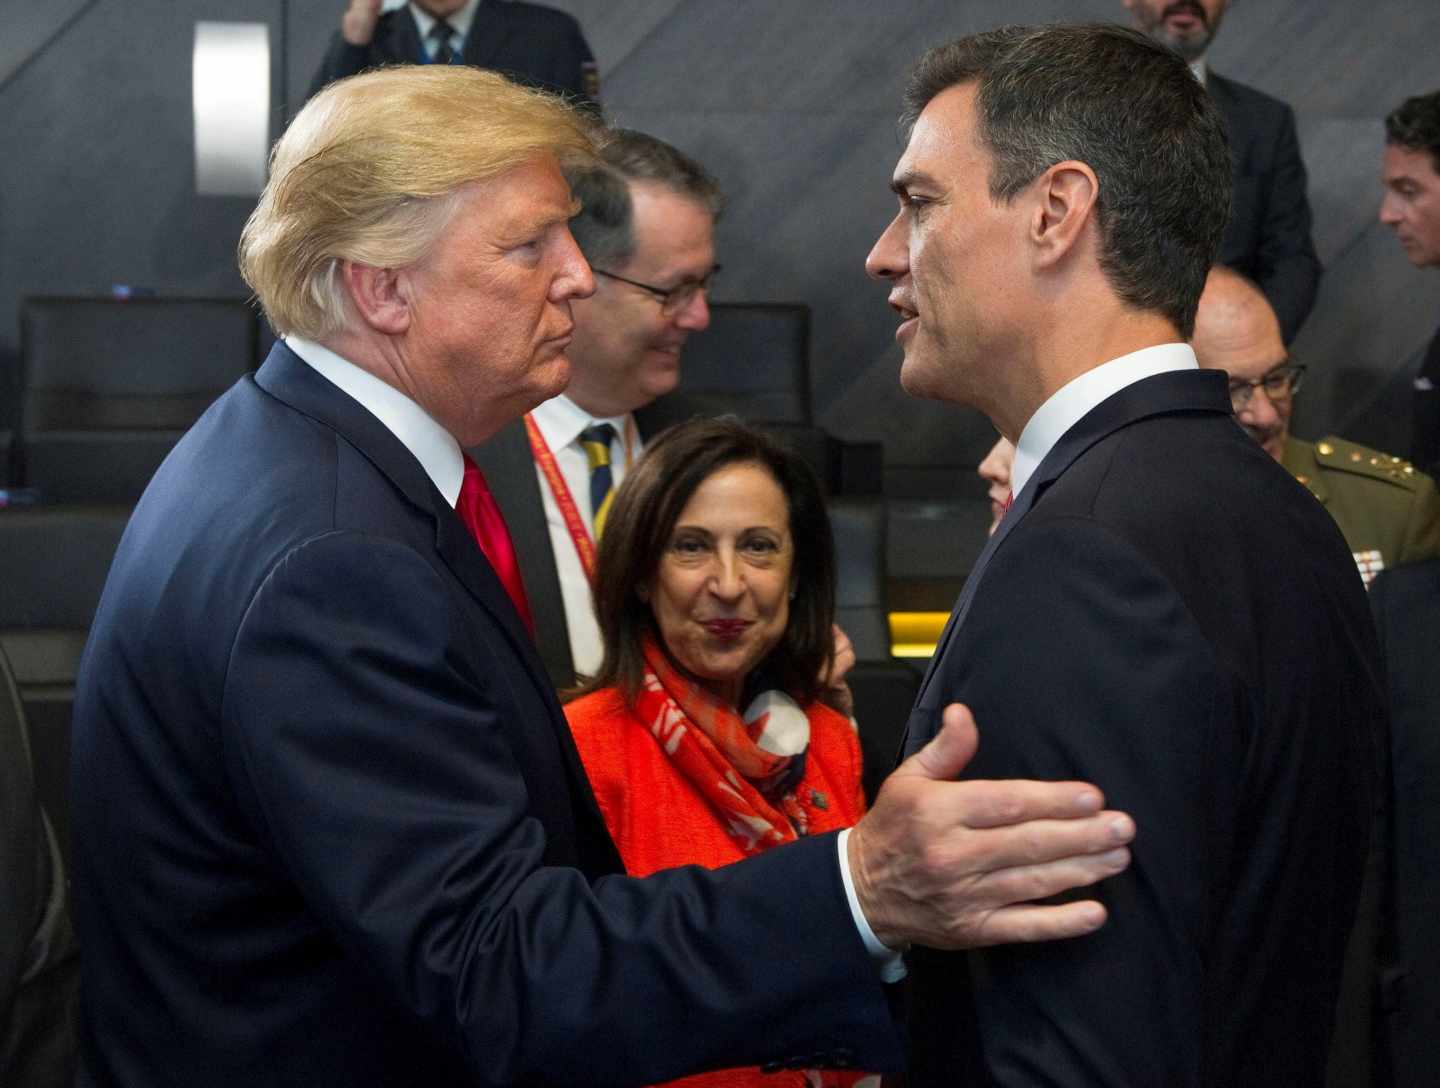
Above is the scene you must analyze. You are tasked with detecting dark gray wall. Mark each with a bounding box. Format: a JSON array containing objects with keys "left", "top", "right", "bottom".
[{"left": 5, "top": 0, "right": 1439, "bottom": 493}]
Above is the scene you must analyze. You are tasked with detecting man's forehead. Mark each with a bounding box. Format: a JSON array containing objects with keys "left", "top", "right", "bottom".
[
  {"left": 1384, "top": 143, "right": 1440, "bottom": 184},
  {"left": 894, "top": 83, "right": 978, "bottom": 188}
]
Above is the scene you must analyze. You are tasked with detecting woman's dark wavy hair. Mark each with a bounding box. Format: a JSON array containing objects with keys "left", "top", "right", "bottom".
[{"left": 570, "top": 418, "right": 836, "bottom": 708}]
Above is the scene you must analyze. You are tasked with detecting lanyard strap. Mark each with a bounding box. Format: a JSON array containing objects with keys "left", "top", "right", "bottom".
[{"left": 523, "top": 412, "right": 637, "bottom": 585}]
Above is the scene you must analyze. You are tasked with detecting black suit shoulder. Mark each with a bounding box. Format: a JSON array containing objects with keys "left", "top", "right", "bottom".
[{"left": 907, "top": 397, "right": 1379, "bottom": 1086}]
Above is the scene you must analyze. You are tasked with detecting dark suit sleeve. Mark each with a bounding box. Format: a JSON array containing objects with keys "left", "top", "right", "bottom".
[
  {"left": 308, "top": 32, "right": 374, "bottom": 100},
  {"left": 1251, "top": 103, "right": 1321, "bottom": 343},
  {"left": 548, "top": 14, "right": 596, "bottom": 102},
  {"left": 920, "top": 519, "right": 1230, "bottom": 1085},
  {"left": 220, "top": 531, "right": 900, "bottom": 1084},
  {"left": 1411, "top": 330, "right": 1440, "bottom": 477},
  {"left": 0, "top": 668, "right": 39, "bottom": 1029}
]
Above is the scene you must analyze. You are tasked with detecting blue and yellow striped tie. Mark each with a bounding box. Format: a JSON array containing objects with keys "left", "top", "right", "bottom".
[{"left": 580, "top": 423, "right": 618, "bottom": 540}]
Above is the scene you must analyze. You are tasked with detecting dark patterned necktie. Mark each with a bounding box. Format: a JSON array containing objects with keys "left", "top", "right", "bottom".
[
  {"left": 427, "top": 20, "right": 456, "bottom": 64},
  {"left": 579, "top": 423, "right": 618, "bottom": 540}
]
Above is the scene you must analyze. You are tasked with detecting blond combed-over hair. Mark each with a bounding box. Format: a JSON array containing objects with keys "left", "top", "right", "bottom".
[{"left": 239, "top": 65, "right": 599, "bottom": 340}]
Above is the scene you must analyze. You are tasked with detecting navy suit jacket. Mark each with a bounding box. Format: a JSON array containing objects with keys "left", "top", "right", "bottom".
[
  {"left": 901, "top": 369, "right": 1381, "bottom": 1086},
  {"left": 1208, "top": 72, "right": 1322, "bottom": 344},
  {"left": 1369, "top": 560, "right": 1440, "bottom": 1087},
  {"left": 70, "top": 343, "right": 901, "bottom": 1086},
  {"left": 309, "top": 0, "right": 597, "bottom": 106}
]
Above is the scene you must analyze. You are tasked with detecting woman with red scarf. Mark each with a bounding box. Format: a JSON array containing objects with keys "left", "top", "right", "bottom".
[{"left": 565, "top": 419, "right": 872, "bottom": 1088}]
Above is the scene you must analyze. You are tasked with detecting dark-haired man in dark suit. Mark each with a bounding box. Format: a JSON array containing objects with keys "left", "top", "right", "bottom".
[
  {"left": 1381, "top": 90, "right": 1440, "bottom": 480},
  {"left": 1124, "top": 0, "right": 1321, "bottom": 343},
  {"left": 868, "top": 24, "right": 1380, "bottom": 1085},
  {"left": 310, "top": 0, "right": 598, "bottom": 106}
]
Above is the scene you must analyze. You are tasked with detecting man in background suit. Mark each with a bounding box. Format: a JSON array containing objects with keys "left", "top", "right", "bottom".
[
  {"left": 1192, "top": 264, "right": 1440, "bottom": 586},
  {"left": 71, "top": 65, "right": 1137, "bottom": 1086},
  {"left": 473, "top": 130, "right": 721, "bottom": 688},
  {"left": 1368, "top": 559, "right": 1440, "bottom": 1087},
  {"left": 1124, "top": 0, "right": 1321, "bottom": 342},
  {"left": 868, "top": 25, "right": 1380, "bottom": 1084},
  {"left": 310, "top": 0, "right": 598, "bottom": 106},
  {"left": 1380, "top": 91, "right": 1440, "bottom": 479}
]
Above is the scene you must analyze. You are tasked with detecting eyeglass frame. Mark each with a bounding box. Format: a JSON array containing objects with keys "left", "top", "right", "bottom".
[
  {"left": 1227, "top": 362, "right": 1307, "bottom": 410},
  {"left": 592, "top": 265, "right": 722, "bottom": 316}
]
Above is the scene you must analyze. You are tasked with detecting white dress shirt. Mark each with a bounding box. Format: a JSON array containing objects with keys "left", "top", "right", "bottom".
[
  {"left": 528, "top": 393, "right": 638, "bottom": 678},
  {"left": 288, "top": 336, "right": 464, "bottom": 505},
  {"left": 1010, "top": 343, "right": 1199, "bottom": 500},
  {"left": 284, "top": 341, "right": 898, "bottom": 974}
]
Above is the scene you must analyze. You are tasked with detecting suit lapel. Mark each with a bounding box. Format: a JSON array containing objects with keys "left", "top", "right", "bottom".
[
  {"left": 900, "top": 369, "right": 1231, "bottom": 757},
  {"left": 468, "top": 421, "right": 576, "bottom": 688},
  {"left": 462, "top": 2, "right": 513, "bottom": 70},
  {"left": 383, "top": 7, "right": 427, "bottom": 64},
  {"left": 253, "top": 344, "right": 555, "bottom": 704}
]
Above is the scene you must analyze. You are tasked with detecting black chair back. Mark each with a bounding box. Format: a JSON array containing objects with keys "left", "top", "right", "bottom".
[{"left": 19, "top": 297, "right": 257, "bottom": 503}]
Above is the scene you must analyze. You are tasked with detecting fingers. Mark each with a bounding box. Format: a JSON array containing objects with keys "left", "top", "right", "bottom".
[
  {"left": 896, "top": 703, "right": 980, "bottom": 782},
  {"left": 957, "top": 779, "right": 1113, "bottom": 828},
  {"left": 898, "top": 704, "right": 1106, "bottom": 823},
  {"left": 964, "top": 900, "right": 1110, "bottom": 947},
  {"left": 823, "top": 623, "right": 856, "bottom": 687},
  {"left": 947, "top": 812, "right": 1134, "bottom": 882},
  {"left": 971, "top": 843, "right": 1132, "bottom": 905}
]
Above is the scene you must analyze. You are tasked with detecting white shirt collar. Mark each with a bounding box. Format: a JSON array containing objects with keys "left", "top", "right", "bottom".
[
  {"left": 286, "top": 335, "right": 466, "bottom": 507},
  {"left": 1010, "top": 343, "right": 1197, "bottom": 498},
  {"left": 409, "top": 0, "right": 479, "bottom": 42},
  {"left": 529, "top": 392, "right": 631, "bottom": 454},
  {"left": 1190, "top": 57, "right": 1208, "bottom": 85}
]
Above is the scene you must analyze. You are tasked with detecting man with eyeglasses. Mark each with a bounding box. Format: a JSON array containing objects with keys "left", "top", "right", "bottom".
[
  {"left": 1193, "top": 264, "right": 1440, "bottom": 585},
  {"left": 470, "top": 129, "right": 724, "bottom": 686}
]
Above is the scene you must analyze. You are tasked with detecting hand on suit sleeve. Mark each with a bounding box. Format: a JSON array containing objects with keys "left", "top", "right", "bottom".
[{"left": 848, "top": 703, "right": 1135, "bottom": 950}]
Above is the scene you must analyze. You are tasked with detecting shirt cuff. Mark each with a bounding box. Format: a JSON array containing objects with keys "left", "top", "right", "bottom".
[{"left": 837, "top": 827, "right": 908, "bottom": 983}]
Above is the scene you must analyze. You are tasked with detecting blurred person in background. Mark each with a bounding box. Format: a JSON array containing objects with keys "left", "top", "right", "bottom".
[
  {"left": 1124, "top": 0, "right": 1321, "bottom": 342},
  {"left": 1380, "top": 91, "right": 1440, "bottom": 478}
]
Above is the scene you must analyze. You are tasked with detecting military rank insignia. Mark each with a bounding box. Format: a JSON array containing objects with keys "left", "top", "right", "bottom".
[{"left": 1352, "top": 549, "right": 1385, "bottom": 587}]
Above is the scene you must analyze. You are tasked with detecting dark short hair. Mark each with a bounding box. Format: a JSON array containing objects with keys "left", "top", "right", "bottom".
[
  {"left": 566, "top": 128, "right": 724, "bottom": 269},
  {"left": 574, "top": 418, "right": 836, "bottom": 708},
  {"left": 901, "top": 24, "right": 1231, "bottom": 339},
  {"left": 1385, "top": 91, "right": 1440, "bottom": 175}
]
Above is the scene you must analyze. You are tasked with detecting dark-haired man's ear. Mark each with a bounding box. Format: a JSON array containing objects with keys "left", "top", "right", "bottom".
[{"left": 1029, "top": 160, "right": 1100, "bottom": 270}]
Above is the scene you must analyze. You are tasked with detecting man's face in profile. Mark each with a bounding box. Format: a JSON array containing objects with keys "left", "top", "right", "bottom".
[
  {"left": 1380, "top": 143, "right": 1440, "bottom": 268},
  {"left": 865, "top": 83, "right": 1028, "bottom": 412},
  {"left": 566, "top": 181, "right": 716, "bottom": 416},
  {"left": 1123, "top": 0, "right": 1231, "bottom": 62},
  {"left": 398, "top": 156, "right": 594, "bottom": 445}
]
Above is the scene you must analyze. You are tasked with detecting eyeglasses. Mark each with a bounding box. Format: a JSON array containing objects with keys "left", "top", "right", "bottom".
[
  {"left": 593, "top": 265, "right": 721, "bottom": 316},
  {"left": 1228, "top": 363, "right": 1306, "bottom": 410}
]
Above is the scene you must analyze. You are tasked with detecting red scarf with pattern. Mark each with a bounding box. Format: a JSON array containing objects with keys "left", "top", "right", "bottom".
[{"left": 635, "top": 636, "right": 813, "bottom": 855}]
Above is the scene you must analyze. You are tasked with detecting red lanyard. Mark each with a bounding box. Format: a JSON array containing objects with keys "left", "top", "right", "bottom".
[{"left": 523, "top": 412, "right": 636, "bottom": 585}]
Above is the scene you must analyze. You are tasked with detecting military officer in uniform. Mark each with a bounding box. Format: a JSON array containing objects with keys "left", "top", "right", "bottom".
[{"left": 1193, "top": 264, "right": 1440, "bottom": 585}]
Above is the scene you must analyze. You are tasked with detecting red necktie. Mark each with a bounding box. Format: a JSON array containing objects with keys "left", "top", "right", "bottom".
[
  {"left": 456, "top": 456, "right": 534, "bottom": 634},
  {"left": 1002, "top": 490, "right": 1014, "bottom": 518}
]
